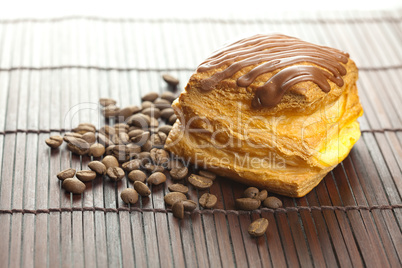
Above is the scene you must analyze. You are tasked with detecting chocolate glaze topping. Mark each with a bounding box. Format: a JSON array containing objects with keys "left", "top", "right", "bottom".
[{"left": 197, "top": 34, "right": 350, "bottom": 108}]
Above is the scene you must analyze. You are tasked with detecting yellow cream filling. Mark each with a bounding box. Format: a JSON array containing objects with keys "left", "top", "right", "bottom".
[{"left": 315, "top": 120, "right": 361, "bottom": 167}]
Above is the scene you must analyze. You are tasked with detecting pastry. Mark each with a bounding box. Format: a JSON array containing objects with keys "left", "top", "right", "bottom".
[{"left": 165, "top": 34, "right": 363, "bottom": 197}]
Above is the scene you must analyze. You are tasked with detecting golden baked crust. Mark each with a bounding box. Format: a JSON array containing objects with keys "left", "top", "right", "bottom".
[{"left": 165, "top": 34, "right": 363, "bottom": 197}]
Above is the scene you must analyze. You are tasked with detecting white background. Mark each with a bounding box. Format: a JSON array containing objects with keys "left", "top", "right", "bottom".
[{"left": 0, "top": 0, "right": 401, "bottom": 19}]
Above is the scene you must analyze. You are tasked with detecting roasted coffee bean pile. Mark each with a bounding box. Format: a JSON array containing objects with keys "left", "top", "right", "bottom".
[{"left": 46, "top": 74, "right": 282, "bottom": 237}]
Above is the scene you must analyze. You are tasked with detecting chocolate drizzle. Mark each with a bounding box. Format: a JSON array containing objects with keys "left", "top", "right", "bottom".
[{"left": 197, "top": 34, "right": 350, "bottom": 108}]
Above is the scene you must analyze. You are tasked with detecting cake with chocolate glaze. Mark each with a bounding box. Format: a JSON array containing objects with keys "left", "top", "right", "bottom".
[{"left": 165, "top": 34, "right": 363, "bottom": 197}]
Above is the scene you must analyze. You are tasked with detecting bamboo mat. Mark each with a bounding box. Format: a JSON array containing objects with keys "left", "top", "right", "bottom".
[{"left": 0, "top": 10, "right": 401, "bottom": 268}]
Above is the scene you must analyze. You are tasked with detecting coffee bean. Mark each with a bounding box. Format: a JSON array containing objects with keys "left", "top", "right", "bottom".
[
  {"left": 142, "top": 92, "right": 159, "bottom": 102},
  {"left": 142, "top": 107, "right": 161, "bottom": 119},
  {"left": 153, "top": 99, "right": 172, "bottom": 110},
  {"left": 112, "top": 132, "right": 130, "bottom": 145},
  {"left": 67, "top": 143, "right": 87, "bottom": 155},
  {"left": 97, "top": 133, "right": 114, "bottom": 147},
  {"left": 45, "top": 135, "right": 63, "bottom": 148},
  {"left": 99, "top": 98, "right": 117, "bottom": 107},
  {"left": 162, "top": 74, "right": 179, "bottom": 87},
  {"left": 144, "top": 163, "right": 165, "bottom": 173},
  {"left": 141, "top": 101, "right": 154, "bottom": 110},
  {"left": 169, "top": 166, "right": 188, "bottom": 180},
  {"left": 78, "top": 123, "right": 96, "bottom": 130},
  {"left": 113, "top": 128, "right": 128, "bottom": 137},
  {"left": 150, "top": 148, "right": 169, "bottom": 165},
  {"left": 164, "top": 192, "right": 187, "bottom": 206},
  {"left": 172, "top": 201, "right": 184, "bottom": 219},
  {"left": 113, "top": 126, "right": 128, "bottom": 135},
  {"left": 236, "top": 198, "right": 261, "bottom": 210},
  {"left": 63, "top": 136, "right": 76, "bottom": 145},
  {"left": 137, "top": 151, "right": 151, "bottom": 165},
  {"left": 67, "top": 137, "right": 90, "bottom": 155},
  {"left": 102, "top": 155, "right": 119, "bottom": 169},
  {"left": 106, "top": 167, "right": 125, "bottom": 181},
  {"left": 122, "top": 124, "right": 134, "bottom": 131},
  {"left": 80, "top": 123, "right": 96, "bottom": 131},
  {"left": 122, "top": 159, "right": 141, "bottom": 172},
  {"left": 154, "top": 103, "right": 172, "bottom": 111},
  {"left": 199, "top": 193, "right": 217, "bottom": 208},
  {"left": 126, "top": 113, "right": 150, "bottom": 128},
  {"left": 134, "top": 181, "right": 151, "bottom": 196},
  {"left": 188, "top": 174, "right": 213, "bottom": 190},
  {"left": 117, "top": 106, "right": 141, "bottom": 120},
  {"left": 62, "top": 178, "right": 86, "bottom": 194},
  {"left": 105, "top": 145, "right": 115, "bottom": 155},
  {"left": 149, "top": 117, "right": 159, "bottom": 128},
  {"left": 63, "top": 134, "right": 79, "bottom": 143},
  {"left": 198, "top": 170, "right": 217, "bottom": 181},
  {"left": 114, "top": 123, "right": 129, "bottom": 131},
  {"left": 63, "top": 132, "right": 82, "bottom": 142},
  {"left": 89, "top": 143, "right": 105, "bottom": 157},
  {"left": 160, "top": 108, "right": 175, "bottom": 120},
  {"left": 131, "top": 131, "right": 150, "bottom": 145},
  {"left": 248, "top": 218, "right": 269, "bottom": 237},
  {"left": 244, "top": 187, "right": 259, "bottom": 198},
  {"left": 114, "top": 132, "right": 129, "bottom": 141},
  {"left": 161, "top": 91, "right": 176, "bottom": 103},
  {"left": 158, "top": 125, "right": 172, "bottom": 135},
  {"left": 155, "top": 132, "right": 167, "bottom": 144},
  {"left": 141, "top": 140, "right": 152, "bottom": 152},
  {"left": 102, "top": 105, "right": 120, "bottom": 118},
  {"left": 115, "top": 123, "right": 127, "bottom": 130},
  {"left": 128, "top": 129, "right": 144, "bottom": 139},
  {"left": 114, "top": 126, "right": 127, "bottom": 134},
  {"left": 73, "top": 124, "right": 96, "bottom": 134},
  {"left": 153, "top": 98, "right": 169, "bottom": 104},
  {"left": 126, "top": 143, "right": 142, "bottom": 154},
  {"left": 263, "top": 197, "right": 282, "bottom": 209},
  {"left": 81, "top": 132, "right": 96, "bottom": 144},
  {"left": 147, "top": 172, "right": 166, "bottom": 185},
  {"left": 120, "top": 188, "right": 138, "bottom": 204},
  {"left": 128, "top": 170, "right": 147, "bottom": 182},
  {"left": 113, "top": 144, "right": 140, "bottom": 162},
  {"left": 256, "top": 190, "right": 268, "bottom": 201},
  {"left": 149, "top": 132, "right": 166, "bottom": 148},
  {"left": 168, "top": 114, "right": 177, "bottom": 125},
  {"left": 182, "top": 200, "right": 197, "bottom": 211},
  {"left": 168, "top": 184, "right": 189, "bottom": 194},
  {"left": 99, "top": 125, "right": 115, "bottom": 137},
  {"left": 128, "top": 126, "right": 141, "bottom": 132},
  {"left": 88, "top": 161, "right": 107, "bottom": 175},
  {"left": 76, "top": 170, "right": 97, "bottom": 182},
  {"left": 57, "top": 168, "right": 76, "bottom": 180}
]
